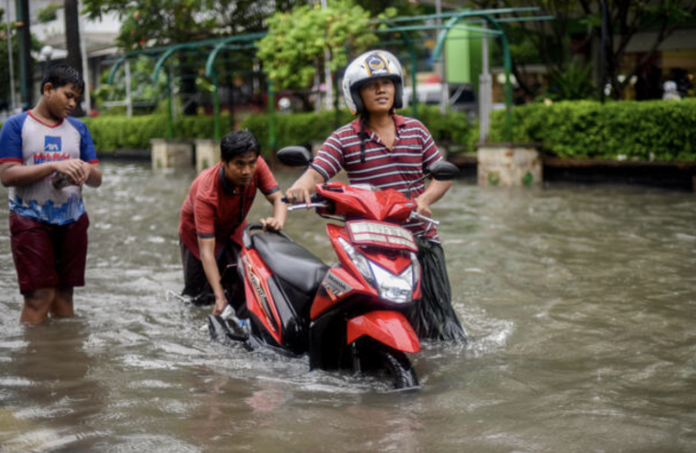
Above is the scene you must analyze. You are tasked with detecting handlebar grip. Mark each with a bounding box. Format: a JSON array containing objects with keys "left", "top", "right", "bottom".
[
  {"left": 287, "top": 202, "right": 330, "bottom": 212},
  {"left": 409, "top": 211, "right": 440, "bottom": 226}
]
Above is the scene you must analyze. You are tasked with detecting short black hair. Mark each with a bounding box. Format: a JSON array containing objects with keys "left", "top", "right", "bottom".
[
  {"left": 40, "top": 64, "right": 85, "bottom": 95},
  {"left": 220, "top": 130, "right": 260, "bottom": 162}
]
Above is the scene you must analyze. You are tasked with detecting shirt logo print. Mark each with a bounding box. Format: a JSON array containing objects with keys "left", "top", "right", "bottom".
[{"left": 44, "top": 136, "right": 62, "bottom": 152}]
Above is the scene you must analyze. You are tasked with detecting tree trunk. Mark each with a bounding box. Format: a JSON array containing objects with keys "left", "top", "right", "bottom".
[
  {"left": 18, "top": 0, "right": 33, "bottom": 108},
  {"left": 64, "top": 0, "right": 85, "bottom": 116}
]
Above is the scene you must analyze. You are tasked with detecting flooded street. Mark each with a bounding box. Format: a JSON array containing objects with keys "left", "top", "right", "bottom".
[{"left": 1, "top": 161, "right": 695, "bottom": 452}]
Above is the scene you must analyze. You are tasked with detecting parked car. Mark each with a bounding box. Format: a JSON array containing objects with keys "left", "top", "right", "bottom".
[{"left": 402, "top": 83, "right": 477, "bottom": 120}]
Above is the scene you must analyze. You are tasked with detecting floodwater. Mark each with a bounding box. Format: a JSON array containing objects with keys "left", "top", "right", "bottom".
[{"left": 1, "top": 161, "right": 695, "bottom": 453}]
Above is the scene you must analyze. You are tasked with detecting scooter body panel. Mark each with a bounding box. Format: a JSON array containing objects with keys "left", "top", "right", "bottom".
[
  {"left": 346, "top": 310, "right": 421, "bottom": 353},
  {"left": 241, "top": 252, "right": 283, "bottom": 346},
  {"left": 316, "top": 182, "right": 416, "bottom": 224}
]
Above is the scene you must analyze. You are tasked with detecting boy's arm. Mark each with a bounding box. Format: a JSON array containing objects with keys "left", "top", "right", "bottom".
[
  {"left": 198, "top": 236, "right": 227, "bottom": 316},
  {"left": 83, "top": 162, "right": 102, "bottom": 188},
  {"left": 0, "top": 159, "right": 87, "bottom": 187},
  {"left": 260, "top": 191, "right": 288, "bottom": 231}
]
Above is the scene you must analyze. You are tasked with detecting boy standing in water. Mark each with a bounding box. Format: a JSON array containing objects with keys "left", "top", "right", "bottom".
[
  {"left": 286, "top": 50, "right": 466, "bottom": 342},
  {"left": 178, "top": 130, "right": 287, "bottom": 317},
  {"left": 0, "top": 65, "right": 102, "bottom": 324}
]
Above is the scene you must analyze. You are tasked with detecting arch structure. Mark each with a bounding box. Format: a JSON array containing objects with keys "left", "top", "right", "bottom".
[
  {"left": 107, "top": 32, "right": 266, "bottom": 139},
  {"left": 104, "top": 8, "right": 551, "bottom": 146}
]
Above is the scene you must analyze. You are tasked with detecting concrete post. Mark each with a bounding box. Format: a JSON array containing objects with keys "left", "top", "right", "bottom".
[
  {"left": 194, "top": 139, "right": 220, "bottom": 173},
  {"left": 477, "top": 143, "right": 542, "bottom": 187},
  {"left": 150, "top": 139, "right": 193, "bottom": 170}
]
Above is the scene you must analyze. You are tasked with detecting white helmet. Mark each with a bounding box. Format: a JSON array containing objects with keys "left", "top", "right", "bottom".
[{"left": 342, "top": 50, "right": 404, "bottom": 115}]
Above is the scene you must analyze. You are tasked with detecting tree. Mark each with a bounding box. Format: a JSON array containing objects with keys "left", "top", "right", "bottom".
[
  {"left": 581, "top": 0, "right": 696, "bottom": 99},
  {"left": 92, "top": 55, "right": 170, "bottom": 115},
  {"left": 0, "top": 7, "right": 18, "bottom": 111},
  {"left": 257, "top": 0, "right": 388, "bottom": 110},
  {"left": 64, "top": 0, "right": 84, "bottom": 115},
  {"left": 469, "top": 0, "right": 695, "bottom": 100},
  {"left": 83, "top": 0, "right": 303, "bottom": 115}
]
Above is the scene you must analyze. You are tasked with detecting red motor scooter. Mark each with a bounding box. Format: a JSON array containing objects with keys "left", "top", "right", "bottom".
[{"left": 209, "top": 146, "right": 459, "bottom": 390}]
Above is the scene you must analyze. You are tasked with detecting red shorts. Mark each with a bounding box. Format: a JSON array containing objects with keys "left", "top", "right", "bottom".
[{"left": 9, "top": 212, "right": 90, "bottom": 293}]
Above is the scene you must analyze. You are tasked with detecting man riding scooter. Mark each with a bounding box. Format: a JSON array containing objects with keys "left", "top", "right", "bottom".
[{"left": 286, "top": 49, "right": 466, "bottom": 342}]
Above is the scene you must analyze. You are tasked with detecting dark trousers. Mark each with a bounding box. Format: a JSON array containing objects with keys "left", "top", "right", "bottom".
[
  {"left": 408, "top": 238, "right": 467, "bottom": 342},
  {"left": 179, "top": 239, "right": 245, "bottom": 314}
]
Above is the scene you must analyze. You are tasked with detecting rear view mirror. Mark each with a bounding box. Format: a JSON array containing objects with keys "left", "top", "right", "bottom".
[
  {"left": 427, "top": 161, "right": 459, "bottom": 181},
  {"left": 277, "top": 146, "right": 312, "bottom": 167}
]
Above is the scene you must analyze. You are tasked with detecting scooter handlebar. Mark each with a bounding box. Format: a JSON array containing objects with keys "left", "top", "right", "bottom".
[
  {"left": 287, "top": 202, "right": 330, "bottom": 212},
  {"left": 409, "top": 211, "right": 440, "bottom": 226}
]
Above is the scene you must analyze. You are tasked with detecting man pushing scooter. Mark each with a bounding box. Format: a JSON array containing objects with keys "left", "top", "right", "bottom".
[
  {"left": 178, "top": 130, "right": 287, "bottom": 319},
  {"left": 285, "top": 50, "right": 466, "bottom": 342}
]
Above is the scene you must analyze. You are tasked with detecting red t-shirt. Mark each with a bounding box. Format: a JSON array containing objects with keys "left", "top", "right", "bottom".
[{"left": 179, "top": 157, "right": 279, "bottom": 259}]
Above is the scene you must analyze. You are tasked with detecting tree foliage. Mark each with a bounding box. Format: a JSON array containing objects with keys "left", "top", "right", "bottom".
[
  {"left": 256, "top": 0, "right": 383, "bottom": 91},
  {"left": 92, "top": 55, "right": 170, "bottom": 115},
  {"left": 83, "top": 0, "right": 302, "bottom": 50},
  {"left": 83, "top": 1, "right": 304, "bottom": 115},
  {"left": 471, "top": 0, "right": 695, "bottom": 100}
]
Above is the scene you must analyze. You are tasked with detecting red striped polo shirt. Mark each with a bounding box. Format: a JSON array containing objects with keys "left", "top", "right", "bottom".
[{"left": 311, "top": 114, "right": 443, "bottom": 241}]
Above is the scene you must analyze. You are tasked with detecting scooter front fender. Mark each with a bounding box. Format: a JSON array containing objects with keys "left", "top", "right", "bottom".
[{"left": 346, "top": 311, "right": 421, "bottom": 353}]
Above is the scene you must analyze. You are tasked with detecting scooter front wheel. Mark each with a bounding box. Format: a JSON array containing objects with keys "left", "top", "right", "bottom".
[{"left": 375, "top": 348, "right": 420, "bottom": 390}]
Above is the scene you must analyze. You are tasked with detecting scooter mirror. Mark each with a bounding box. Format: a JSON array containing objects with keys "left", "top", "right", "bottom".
[
  {"left": 277, "top": 146, "right": 312, "bottom": 167},
  {"left": 427, "top": 161, "right": 460, "bottom": 181}
]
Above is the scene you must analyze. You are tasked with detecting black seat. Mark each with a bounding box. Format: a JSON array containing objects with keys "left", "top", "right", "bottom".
[{"left": 251, "top": 233, "right": 329, "bottom": 294}]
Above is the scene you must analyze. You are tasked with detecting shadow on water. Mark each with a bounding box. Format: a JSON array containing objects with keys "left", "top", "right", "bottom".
[{"left": 0, "top": 161, "right": 695, "bottom": 452}]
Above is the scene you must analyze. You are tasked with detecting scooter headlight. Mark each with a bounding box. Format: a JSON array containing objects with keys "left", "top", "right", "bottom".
[
  {"left": 339, "top": 237, "right": 416, "bottom": 304},
  {"left": 369, "top": 261, "right": 414, "bottom": 304},
  {"left": 339, "top": 237, "right": 377, "bottom": 287}
]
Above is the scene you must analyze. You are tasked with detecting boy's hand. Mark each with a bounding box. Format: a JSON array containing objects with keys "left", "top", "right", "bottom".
[
  {"left": 260, "top": 216, "right": 283, "bottom": 232},
  {"left": 54, "top": 159, "right": 88, "bottom": 186}
]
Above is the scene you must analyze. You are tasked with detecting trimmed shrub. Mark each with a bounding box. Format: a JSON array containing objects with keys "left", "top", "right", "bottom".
[
  {"left": 82, "top": 113, "right": 235, "bottom": 153},
  {"left": 9, "top": 99, "right": 690, "bottom": 162},
  {"left": 489, "top": 99, "right": 696, "bottom": 161},
  {"left": 242, "top": 105, "right": 476, "bottom": 153}
]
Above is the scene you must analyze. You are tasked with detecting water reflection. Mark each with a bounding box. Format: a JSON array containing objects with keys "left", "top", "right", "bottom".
[
  {"left": 0, "top": 162, "right": 694, "bottom": 452},
  {"left": 1, "top": 317, "right": 105, "bottom": 452}
]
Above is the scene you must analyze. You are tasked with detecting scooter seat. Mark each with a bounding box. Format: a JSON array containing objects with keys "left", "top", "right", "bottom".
[{"left": 251, "top": 233, "right": 329, "bottom": 294}]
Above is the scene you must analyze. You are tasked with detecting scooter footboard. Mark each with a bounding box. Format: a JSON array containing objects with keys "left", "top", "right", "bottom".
[{"left": 346, "top": 311, "right": 421, "bottom": 353}]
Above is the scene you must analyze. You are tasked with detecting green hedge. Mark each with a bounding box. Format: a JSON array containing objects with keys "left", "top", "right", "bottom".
[
  {"left": 0, "top": 108, "right": 474, "bottom": 156},
  {"left": 242, "top": 109, "right": 354, "bottom": 152},
  {"left": 80, "top": 113, "right": 234, "bottom": 153},
  {"left": 241, "top": 105, "right": 477, "bottom": 152},
  {"left": 6, "top": 99, "right": 691, "bottom": 162},
  {"left": 489, "top": 99, "right": 696, "bottom": 161}
]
